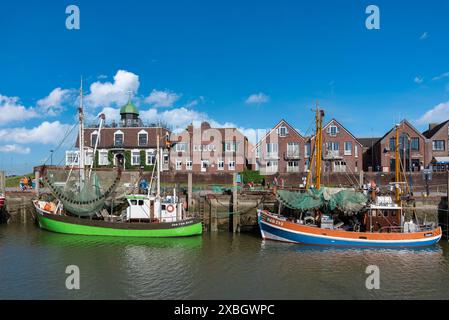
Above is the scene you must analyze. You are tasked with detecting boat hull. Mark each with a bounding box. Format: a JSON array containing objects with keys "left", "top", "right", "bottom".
[
  {"left": 35, "top": 210, "right": 202, "bottom": 238},
  {"left": 258, "top": 210, "right": 442, "bottom": 248}
]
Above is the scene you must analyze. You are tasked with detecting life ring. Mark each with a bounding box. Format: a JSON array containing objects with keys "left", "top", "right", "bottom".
[
  {"left": 304, "top": 216, "right": 315, "bottom": 225},
  {"left": 166, "top": 204, "right": 175, "bottom": 213}
]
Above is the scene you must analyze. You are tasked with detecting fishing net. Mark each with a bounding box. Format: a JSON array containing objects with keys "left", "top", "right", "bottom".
[
  {"left": 276, "top": 187, "right": 368, "bottom": 214},
  {"left": 43, "top": 168, "right": 121, "bottom": 217}
]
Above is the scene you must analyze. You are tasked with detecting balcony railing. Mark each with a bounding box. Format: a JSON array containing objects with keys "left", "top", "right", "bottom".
[
  {"left": 285, "top": 151, "right": 300, "bottom": 159},
  {"left": 324, "top": 150, "right": 342, "bottom": 159}
]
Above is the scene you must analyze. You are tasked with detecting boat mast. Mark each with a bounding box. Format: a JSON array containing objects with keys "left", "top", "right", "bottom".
[
  {"left": 315, "top": 102, "right": 323, "bottom": 190},
  {"left": 78, "top": 77, "right": 85, "bottom": 187},
  {"left": 157, "top": 133, "right": 161, "bottom": 199},
  {"left": 395, "top": 124, "right": 401, "bottom": 203}
]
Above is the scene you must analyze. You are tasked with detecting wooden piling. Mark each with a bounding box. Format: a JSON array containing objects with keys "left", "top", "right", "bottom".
[
  {"left": 232, "top": 173, "right": 240, "bottom": 233},
  {"left": 34, "top": 170, "right": 40, "bottom": 198},
  {"left": 359, "top": 170, "right": 364, "bottom": 189},
  {"left": 21, "top": 197, "right": 27, "bottom": 224},
  {"left": 188, "top": 172, "right": 193, "bottom": 211},
  {"left": 0, "top": 171, "right": 5, "bottom": 195},
  {"left": 210, "top": 197, "right": 218, "bottom": 232}
]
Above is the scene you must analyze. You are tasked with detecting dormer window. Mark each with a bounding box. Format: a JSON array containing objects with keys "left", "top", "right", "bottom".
[
  {"left": 138, "top": 130, "right": 148, "bottom": 147},
  {"left": 91, "top": 131, "right": 98, "bottom": 147},
  {"left": 279, "top": 126, "right": 288, "bottom": 137},
  {"left": 114, "top": 130, "right": 124, "bottom": 147}
]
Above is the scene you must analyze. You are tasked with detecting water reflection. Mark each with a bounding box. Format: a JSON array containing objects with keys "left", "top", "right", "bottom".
[{"left": 1, "top": 224, "right": 449, "bottom": 299}]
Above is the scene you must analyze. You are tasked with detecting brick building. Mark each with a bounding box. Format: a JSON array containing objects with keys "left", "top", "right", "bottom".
[
  {"left": 309, "top": 119, "right": 363, "bottom": 173},
  {"left": 170, "top": 121, "right": 249, "bottom": 173},
  {"left": 254, "top": 119, "right": 306, "bottom": 175},
  {"left": 371, "top": 120, "right": 427, "bottom": 172},
  {"left": 67, "top": 99, "right": 171, "bottom": 170},
  {"left": 423, "top": 119, "right": 449, "bottom": 171}
]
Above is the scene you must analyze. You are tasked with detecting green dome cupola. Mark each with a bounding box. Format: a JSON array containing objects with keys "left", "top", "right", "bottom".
[{"left": 120, "top": 99, "right": 139, "bottom": 115}]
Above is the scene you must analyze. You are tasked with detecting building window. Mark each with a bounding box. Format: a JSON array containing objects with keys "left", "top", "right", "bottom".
[
  {"left": 201, "top": 160, "right": 209, "bottom": 172},
  {"left": 266, "top": 160, "right": 278, "bottom": 173},
  {"left": 279, "top": 126, "right": 288, "bottom": 137},
  {"left": 433, "top": 140, "right": 445, "bottom": 151},
  {"left": 411, "top": 138, "right": 419, "bottom": 151},
  {"left": 85, "top": 151, "right": 94, "bottom": 166},
  {"left": 266, "top": 143, "right": 278, "bottom": 157},
  {"left": 138, "top": 132, "right": 148, "bottom": 146},
  {"left": 389, "top": 138, "right": 396, "bottom": 151},
  {"left": 327, "top": 142, "right": 339, "bottom": 151},
  {"left": 228, "top": 160, "right": 236, "bottom": 171},
  {"left": 146, "top": 150, "right": 156, "bottom": 165},
  {"left": 255, "top": 146, "right": 261, "bottom": 159},
  {"left": 175, "top": 159, "right": 182, "bottom": 170},
  {"left": 175, "top": 143, "right": 188, "bottom": 153},
  {"left": 287, "top": 161, "right": 299, "bottom": 172},
  {"left": 344, "top": 142, "right": 352, "bottom": 156},
  {"left": 329, "top": 125, "right": 338, "bottom": 136},
  {"left": 98, "top": 150, "right": 109, "bottom": 166},
  {"left": 91, "top": 132, "right": 98, "bottom": 147},
  {"left": 305, "top": 143, "right": 311, "bottom": 158},
  {"left": 66, "top": 151, "right": 79, "bottom": 166},
  {"left": 225, "top": 141, "right": 237, "bottom": 152},
  {"left": 186, "top": 159, "right": 193, "bottom": 171},
  {"left": 131, "top": 150, "right": 140, "bottom": 166},
  {"left": 355, "top": 145, "right": 358, "bottom": 158},
  {"left": 114, "top": 131, "right": 124, "bottom": 147},
  {"left": 218, "top": 159, "right": 224, "bottom": 170},
  {"left": 287, "top": 142, "right": 300, "bottom": 157}
]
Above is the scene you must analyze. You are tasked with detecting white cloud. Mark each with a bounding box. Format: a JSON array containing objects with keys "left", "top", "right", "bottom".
[
  {"left": 432, "top": 72, "right": 449, "bottom": 81},
  {"left": 416, "top": 101, "right": 449, "bottom": 124},
  {"left": 85, "top": 70, "right": 140, "bottom": 108},
  {"left": 245, "top": 92, "right": 270, "bottom": 105},
  {"left": 0, "top": 144, "right": 31, "bottom": 154},
  {"left": 145, "top": 89, "right": 181, "bottom": 108},
  {"left": 419, "top": 32, "right": 429, "bottom": 40},
  {"left": 0, "top": 94, "right": 39, "bottom": 125},
  {"left": 414, "top": 76, "right": 424, "bottom": 84},
  {"left": 37, "top": 87, "right": 73, "bottom": 116},
  {"left": 0, "top": 121, "right": 72, "bottom": 145}
]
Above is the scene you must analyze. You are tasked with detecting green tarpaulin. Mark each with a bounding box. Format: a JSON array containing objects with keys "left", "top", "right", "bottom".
[{"left": 276, "top": 188, "right": 368, "bottom": 213}]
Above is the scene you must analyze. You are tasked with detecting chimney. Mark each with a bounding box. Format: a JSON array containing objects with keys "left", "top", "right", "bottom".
[{"left": 429, "top": 123, "right": 438, "bottom": 131}]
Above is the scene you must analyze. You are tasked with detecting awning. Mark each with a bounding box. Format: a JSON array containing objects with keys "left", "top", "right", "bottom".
[{"left": 433, "top": 157, "right": 449, "bottom": 164}]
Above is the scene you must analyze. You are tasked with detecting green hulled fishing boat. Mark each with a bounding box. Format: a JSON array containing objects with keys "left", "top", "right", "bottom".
[{"left": 33, "top": 81, "right": 202, "bottom": 238}]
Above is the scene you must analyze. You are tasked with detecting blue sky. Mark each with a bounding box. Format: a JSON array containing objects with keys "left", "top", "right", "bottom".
[{"left": 1, "top": 0, "right": 449, "bottom": 174}]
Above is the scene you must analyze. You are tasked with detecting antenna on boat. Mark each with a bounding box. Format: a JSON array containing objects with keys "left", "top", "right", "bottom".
[
  {"left": 394, "top": 124, "right": 401, "bottom": 204},
  {"left": 78, "top": 76, "right": 85, "bottom": 187}
]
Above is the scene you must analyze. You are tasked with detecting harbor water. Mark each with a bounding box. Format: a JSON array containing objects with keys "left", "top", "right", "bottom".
[{"left": 1, "top": 223, "right": 449, "bottom": 300}]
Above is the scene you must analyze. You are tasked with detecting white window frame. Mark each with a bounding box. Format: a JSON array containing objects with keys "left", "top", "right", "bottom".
[
  {"left": 66, "top": 151, "right": 79, "bottom": 166},
  {"left": 287, "top": 142, "right": 300, "bottom": 157},
  {"left": 114, "top": 130, "right": 124, "bottom": 147},
  {"left": 355, "top": 145, "right": 359, "bottom": 158},
  {"left": 344, "top": 142, "right": 352, "bottom": 156},
  {"left": 228, "top": 160, "right": 236, "bottom": 171},
  {"left": 279, "top": 126, "right": 288, "bottom": 137},
  {"left": 266, "top": 160, "right": 278, "bottom": 173},
  {"left": 186, "top": 159, "right": 193, "bottom": 171},
  {"left": 98, "top": 150, "right": 109, "bottom": 166},
  {"left": 85, "top": 150, "right": 94, "bottom": 166},
  {"left": 175, "top": 159, "right": 182, "bottom": 170},
  {"left": 217, "top": 159, "right": 225, "bottom": 170},
  {"left": 137, "top": 130, "right": 148, "bottom": 147},
  {"left": 225, "top": 141, "right": 237, "bottom": 152},
  {"left": 201, "top": 160, "right": 209, "bottom": 172},
  {"left": 146, "top": 149, "right": 156, "bottom": 165},
  {"left": 287, "top": 160, "right": 299, "bottom": 172},
  {"left": 91, "top": 131, "right": 99, "bottom": 147},
  {"left": 329, "top": 125, "right": 338, "bottom": 137},
  {"left": 266, "top": 143, "right": 278, "bottom": 158},
  {"left": 175, "top": 142, "right": 188, "bottom": 153},
  {"left": 131, "top": 149, "right": 141, "bottom": 166}
]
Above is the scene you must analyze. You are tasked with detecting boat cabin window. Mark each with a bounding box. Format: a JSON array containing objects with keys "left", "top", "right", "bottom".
[
  {"left": 131, "top": 200, "right": 137, "bottom": 205},
  {"left": 161, "top": 205, "right": 166, "bottom": 210},
  {"left": 138, "top": 200, "right": 144, "bottom": 206},
  {"left": 383, "top": 211, "right": 388, "bottom": 217}
]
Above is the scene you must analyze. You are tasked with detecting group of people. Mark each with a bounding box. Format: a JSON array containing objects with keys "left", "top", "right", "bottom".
[{"left": 19, "top": 176, "right": 34, "bottom": 191}]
